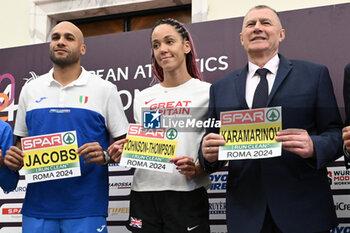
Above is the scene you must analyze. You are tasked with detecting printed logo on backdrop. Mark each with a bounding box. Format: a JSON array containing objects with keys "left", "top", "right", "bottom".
[
  {"left": 208, "top": 171, "right": 228, "bottom": 193},
  {"left": 108, "top": 163, "right": 131, "bottom": 172},
  {"left": 0, "top": 203, "right": 22, "bottom": 222},
  {"left": 336, "top": 156, "right": 345, "bottom": 162},
  {"left": 0, "top": 71, "right": 39, "bottom": 123},
  {"left": 90, "top": 56, "right": 229, "bottom": 82},
  {"left": 333, "top": 195, "right": 350, "bottom": 218},
  {"left": 209, "top": 198, "right": 226, "bottom": 220},
  {"left": 107, "top": 201, "right": 130, "bottom": 221},
  {"left": 0, "top": 73, "right": 17, "bottom": 122},
  {"left": 107, "top": 226, "right": 131, "bottom": 233},
  {"left": 331, "top": 224, "right": 350, "bottom": 233},
  {"left": 109, "top": 176, "right": 132, "bottom": 196},
  {"left": 327, "top": 167, "right": 350, "bottom": 189},
  {"left": 210, "top": 225, "right": 228, "bottom": 233},
  {"left": 0, "top": 180, "right": 27, "bottom": 199},
  {"left": 0, "top": 227, "right": 22, "bottom": 233}
]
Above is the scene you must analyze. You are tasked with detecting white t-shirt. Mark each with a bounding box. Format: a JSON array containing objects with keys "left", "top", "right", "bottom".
[{"left": 132, "top": 78, "right": 211, "bottom": 192}]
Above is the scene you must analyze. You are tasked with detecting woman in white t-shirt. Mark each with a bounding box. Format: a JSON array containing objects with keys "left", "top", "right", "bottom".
[{"left": 109, "top": 18, "right": 211, "bottom": 233}]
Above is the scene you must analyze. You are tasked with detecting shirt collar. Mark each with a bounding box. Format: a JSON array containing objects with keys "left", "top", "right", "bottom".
[
  {"left": 247, "top": 54, "right": 280, "bottom": 79},
  {"left": 47, "top": 67, "right": 89, "bottom": 87}
]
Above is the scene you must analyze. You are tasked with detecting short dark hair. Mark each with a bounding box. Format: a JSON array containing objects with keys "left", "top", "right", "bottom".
[{"left": 245, "top": 5, "right": 282, "bottom": 26}]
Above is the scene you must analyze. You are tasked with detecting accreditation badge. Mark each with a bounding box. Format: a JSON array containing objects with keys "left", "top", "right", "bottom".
[
  {"left": 120, "top": 124, "right": 177, "bottom": 173},
  {"left": 22, "top": 131, "right": 81, "bottom": 183},
  {"left": 218, "top": 107, "right": 282, "bottom": 160}
]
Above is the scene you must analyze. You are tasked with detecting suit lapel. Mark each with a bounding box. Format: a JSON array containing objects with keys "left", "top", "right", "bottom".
[
  {"left": 267, "top": 54, "right": 293, "bottom": 106},
  {"left": 234, "top": 65, "right": 249, "bottom": 109}
]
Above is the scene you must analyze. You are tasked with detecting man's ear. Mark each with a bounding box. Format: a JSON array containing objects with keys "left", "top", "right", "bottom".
[
  {"left": 80, "top": 43, "right": 86, "bottom": 55},
  {"left": 279, "top": 29, "right": 286, "bottom": 43},
  {"left": 240, "top": 32, "right": 244, "bottom": 47}
]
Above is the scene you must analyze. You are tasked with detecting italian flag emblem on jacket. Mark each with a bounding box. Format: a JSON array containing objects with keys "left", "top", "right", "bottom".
[{"left": 79, "top": 95, "right": 88, "bottom": 104}]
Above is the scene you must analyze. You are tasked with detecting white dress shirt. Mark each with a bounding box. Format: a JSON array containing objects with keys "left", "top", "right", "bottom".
[{"left": 245, "top": 54, "right": 280, "bottom": 108}]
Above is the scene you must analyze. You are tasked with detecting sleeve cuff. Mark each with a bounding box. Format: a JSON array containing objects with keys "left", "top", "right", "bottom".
[{"left": 343, "top": 144, "right": 350, "bottom": 159}]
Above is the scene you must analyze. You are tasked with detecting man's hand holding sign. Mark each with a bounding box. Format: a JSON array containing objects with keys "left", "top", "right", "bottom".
[
  {"left": 218, "top": 107, "right": 282, "bottom": 161},
  {"left": 5, "top": 130, "right": 111, "bottom": 184},
  {"left": 202, "top": 107, "right": 316, "bottom": 163},
  {"left": 275, "top": 128, "right": 315, "bottom": 159},
  {"left": 76, "top": 142, "right": 105, "bottom": 165},
  {"left": 21, "top": 131, "right": 80, "bottom": 183},
  {"left": 201, "top": 133, "right": 226, "bottom": 163},
  {"left": 5, "top": 145, "right": 24, "bottom": 171}
]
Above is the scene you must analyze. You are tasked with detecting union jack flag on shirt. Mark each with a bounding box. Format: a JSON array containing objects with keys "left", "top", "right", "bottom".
[{"left": 130, "top": 217, "right": 142, "bottom": 228}]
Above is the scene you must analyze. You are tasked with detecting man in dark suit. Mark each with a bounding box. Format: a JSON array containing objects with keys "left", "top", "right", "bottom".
[
  {"left": 342, "top": 64, "right": 350, "bottom": 167},
  {"left": 199, "top": 5, "right": 343, "bottom": 233}
]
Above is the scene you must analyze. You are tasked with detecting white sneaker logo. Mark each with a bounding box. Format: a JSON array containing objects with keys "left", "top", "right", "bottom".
[
  {"left": 187, "top": 225, "right": 199, "bottom": 231},
  {"left": 97, "top": 225, "right": 106, "bottom": 232}
]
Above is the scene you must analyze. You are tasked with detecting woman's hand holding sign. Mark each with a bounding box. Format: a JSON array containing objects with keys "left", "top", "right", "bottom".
[{"left": 170, "top": 156, "right": 196, "bottom": 179}]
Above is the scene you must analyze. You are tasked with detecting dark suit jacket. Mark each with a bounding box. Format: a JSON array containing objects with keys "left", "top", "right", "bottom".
[
  {"left": 343, "top": 63, "right": 350, "bottom": 167},
  {"left": 344, "top": 63, "right": 350, "bottom": 125},
  {"left": 199, "top": 54, "right": 343, "bottom": 233}
]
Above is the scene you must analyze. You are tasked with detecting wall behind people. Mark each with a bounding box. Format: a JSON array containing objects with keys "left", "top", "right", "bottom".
[
  {"left": 0, "top": 1, "right": 31, "bottom": 49},
  {"left": 206, "top": 0, "right": 350, "bottom": 20},
  {"left": 0, "top": 4, "right": 349, "bottom": 233},
  {"left": 2, "top": 1, "right": 350, "bottom": 49}
]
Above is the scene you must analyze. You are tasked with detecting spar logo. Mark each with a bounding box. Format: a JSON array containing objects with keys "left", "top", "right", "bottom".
[
  {"left": 208, "top": 171, "right": 227, "bottom": 193},
  {"left": 166, "top": 128, "right": 178, "bottom": 140},
  {"left": 22, "top": 133, "right": 62, "bottom": 150},
  {"left": 0, "top": 204, "right": 22, "bottom": 222},
  {"left": 266, "top": 108, "right": 280, "bottom": 122},
  {"left": 63, "top": 132, "right": 76, "bottom": 144},
  {"left": 2, "top": 208, "right": 21, "bottom": 215},
  {"left": 221, "top": 109, "right": 265, "bottom": 126}
]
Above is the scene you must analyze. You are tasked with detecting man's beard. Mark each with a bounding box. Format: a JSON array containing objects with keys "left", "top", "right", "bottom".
[{"left": 50, "top": 50, "right": 80, "bottom": 67}]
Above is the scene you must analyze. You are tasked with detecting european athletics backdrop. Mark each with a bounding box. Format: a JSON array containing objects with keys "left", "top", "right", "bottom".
[{"left": 0, "top": 3, "right": 350, "bottom": 233}]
